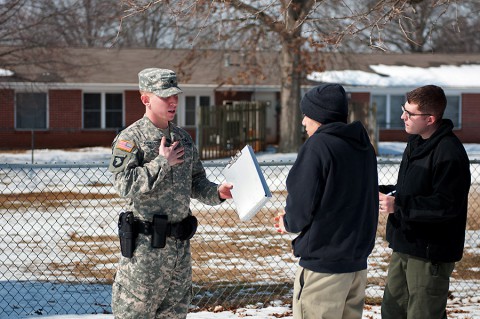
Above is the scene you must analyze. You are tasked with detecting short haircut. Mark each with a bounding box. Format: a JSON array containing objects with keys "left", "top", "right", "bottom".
[{"left": 406, "top": 85, "right": 447, "bottom": 119}]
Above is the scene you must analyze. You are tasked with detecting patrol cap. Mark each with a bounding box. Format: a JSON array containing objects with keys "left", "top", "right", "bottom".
[{"left": 138, "top": 68, "right": 183, "bottom": 98}]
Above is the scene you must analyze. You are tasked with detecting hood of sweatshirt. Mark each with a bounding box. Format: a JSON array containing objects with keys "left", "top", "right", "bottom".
[
  {"left": 406, "top": 119, "right": 454, "bottom": 159},
  {"left": 312, "top": 121, "right": 373, "bottom": 152}
]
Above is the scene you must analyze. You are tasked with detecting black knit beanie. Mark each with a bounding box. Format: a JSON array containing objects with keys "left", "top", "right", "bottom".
[{"left": 300, "top": 84, "right": 348, "bottom": 124}]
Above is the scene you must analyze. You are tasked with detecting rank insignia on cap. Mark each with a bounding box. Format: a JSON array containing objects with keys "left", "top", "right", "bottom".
[{"left": 116, "top": 140, "right": 135, "bottom": 152}]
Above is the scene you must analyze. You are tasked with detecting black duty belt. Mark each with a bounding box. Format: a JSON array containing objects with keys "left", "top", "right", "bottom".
[{"left": 134, "top": 215, "right": 197, "bottom": 240}]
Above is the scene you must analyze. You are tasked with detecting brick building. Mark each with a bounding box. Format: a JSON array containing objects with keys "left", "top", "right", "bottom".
[{"left": 1, "top": 48, "right": 479, "bottom": 150}]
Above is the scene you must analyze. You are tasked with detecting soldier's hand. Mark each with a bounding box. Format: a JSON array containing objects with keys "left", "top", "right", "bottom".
[
  {"left": 159, "top": 136, "right": 184, "bottom": 166},
  {"left": 218, "top": 182, "right": 233, "bottom": 199}
]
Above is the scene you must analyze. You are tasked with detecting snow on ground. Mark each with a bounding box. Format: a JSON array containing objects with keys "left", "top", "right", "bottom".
[{"left": 1, "top": 143, "right": 479, "bottom": 319}]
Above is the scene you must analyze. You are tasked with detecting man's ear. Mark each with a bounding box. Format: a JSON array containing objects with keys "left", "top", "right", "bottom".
[
  {"left": 140, "top": 94, "right": 150, "bottom": 106},
  {"left": 426, "top": 115, "right": 437, "bottom": 126}
]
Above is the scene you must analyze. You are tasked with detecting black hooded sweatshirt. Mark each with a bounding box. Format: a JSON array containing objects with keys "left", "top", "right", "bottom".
[
  {"left": 382, "top": 119, "right": 470, "bottom": 263},
  {"left": 284, "top": 121, "right": 379, "bottom": 273}
]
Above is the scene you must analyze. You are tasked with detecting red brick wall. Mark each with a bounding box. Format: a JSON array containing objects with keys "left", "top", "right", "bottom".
[
  {"left": 49, "top": 89, "right": 82, "bottom": 128},
  {"left": 350, "top": 92, "right": 370, "bottom": 104},
  {"left": 455, "top": 93, "right": 480, "bottom": 143},
  {"left": 125, "top": 90, "right": 144, "bottom": 126},
  {"left": 0, "top": 89, "right": 119, "bottom": 150},
  {"left": 379, "top": 129, "right": 409, "bottom": 142},
  {"left": 0, "top": 89, "right": 14, "bottom": 129}
]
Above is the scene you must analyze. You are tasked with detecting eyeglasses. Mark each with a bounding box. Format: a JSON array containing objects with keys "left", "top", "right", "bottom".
[{"left": 401, "top": 105, "right": 431, "bottom": 118}]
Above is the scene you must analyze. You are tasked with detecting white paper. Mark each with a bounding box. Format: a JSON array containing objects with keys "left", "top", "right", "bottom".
[{"left": 223, "top": 145, "right": 272, "bottom": 221}]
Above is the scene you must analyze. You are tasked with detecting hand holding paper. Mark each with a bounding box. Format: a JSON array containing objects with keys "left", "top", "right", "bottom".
[{"left": 218, "top": 182, "right": 233, "bottom": 200}]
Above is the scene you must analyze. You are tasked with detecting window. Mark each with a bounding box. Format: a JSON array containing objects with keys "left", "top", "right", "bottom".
[
  {"left": 372, "top": 94, "right": 405, "bottom": 129},
  {"left": 16, "top": 92, "right": 47, "bottom": 129},
  {"left": 372, "top": 95, "right": 386, "bottom": 128},
  {"left": 200, "top": 96, "right": 210, "bottom": 107},
  {"left": 373, "top": 93, "right": 461, "bottom": 129},
  {"left": 83, "top": 93, "right": 123, "bottom": 129},
  {"left": 185, "top": 96, "right": 196, "bottom": 126},
  {"left": 444, "top": 96, "right": 460, "bottom": 127},
  {"left": 105, "top": 93, "right": 123, "bottom": 128},
  {"left": 84, "top": 93, "right": 101, "bottom": 128},
  {"left": 184, "top": 95, "right": 210, "bottom": 127}
]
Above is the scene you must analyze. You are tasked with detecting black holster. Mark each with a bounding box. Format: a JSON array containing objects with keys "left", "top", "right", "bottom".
[
  {"left": 151, "top": 214, "right": 168, "bottom": 248},
  {"left": 118, "top": 211, "right": 137, "bottom": 258}
]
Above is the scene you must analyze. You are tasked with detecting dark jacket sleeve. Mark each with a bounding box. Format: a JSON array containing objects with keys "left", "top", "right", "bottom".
[{"left": 284, "top": 144, "right": 325, "bottom": 233}]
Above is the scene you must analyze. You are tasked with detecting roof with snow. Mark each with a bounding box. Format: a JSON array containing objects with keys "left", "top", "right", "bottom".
[
  {"left": 308, "top": 64, "right": 480, "bottom": 88},
  {"left": 1, "top": 47, "right": 479, "bottom": 89}
]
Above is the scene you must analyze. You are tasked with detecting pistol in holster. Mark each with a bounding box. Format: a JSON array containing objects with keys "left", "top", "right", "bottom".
[{"left": 118, "top": 211, "right": 137, "bottom": 258}]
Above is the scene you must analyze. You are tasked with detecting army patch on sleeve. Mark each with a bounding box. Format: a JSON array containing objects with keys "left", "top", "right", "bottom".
[
  {"left": 112, "top": 155, "right": 126, "bottom": 168},
  {"left": 116, "top": 140, "right": 135, "bottom": 152}
]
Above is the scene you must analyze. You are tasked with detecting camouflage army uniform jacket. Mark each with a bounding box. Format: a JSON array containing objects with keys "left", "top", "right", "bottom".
[{"left": 108, "top": 115, "right": 222, "bottom": 223}]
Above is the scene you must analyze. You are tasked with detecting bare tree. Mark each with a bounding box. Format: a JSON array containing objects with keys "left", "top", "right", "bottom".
[
  {"left": 339, "top": 0, "right": 478, "bottom": 53},
  {"left": 122, "top": 0, "right": 462, "bottom": 151},
  {"left": 0, "top": 0, "right": 66, "bottom": 81},
  {"left": 431, "top": 1, "right": 480, "bottom": 53},
  {"left": 1, "top": 0, "right": 466, "bottom": 151},
  {"left": 115, "top": 3, "right": 176, "bottom": 47},
  {"left": 0, "top": 0, "right": 123, "bottom": 83},
  {"left": 26, "top": 0, "right": 122, "bottom": 47}
]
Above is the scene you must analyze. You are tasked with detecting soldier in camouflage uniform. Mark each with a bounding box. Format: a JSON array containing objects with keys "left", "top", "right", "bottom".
[{"left": 108, "top": 68, "right": 233, "bottom": 319}]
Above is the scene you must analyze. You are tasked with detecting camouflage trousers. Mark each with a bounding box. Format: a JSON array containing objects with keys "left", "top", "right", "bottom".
[{"left": 112, "top": 234, "right": 192, "bottom": 319}]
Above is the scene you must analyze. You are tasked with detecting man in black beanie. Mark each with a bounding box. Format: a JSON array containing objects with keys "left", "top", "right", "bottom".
[{"left": 274, "top": 83, "right": 379, "bottom": 319}]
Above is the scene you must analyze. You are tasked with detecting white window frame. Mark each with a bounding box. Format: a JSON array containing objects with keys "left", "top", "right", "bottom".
[{"left": 82, "top": 92, "right": 124, "bottom": 129}]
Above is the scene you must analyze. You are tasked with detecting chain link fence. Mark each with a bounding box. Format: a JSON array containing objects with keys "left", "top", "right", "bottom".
[{"left": 1, "top": 160, "right": 479, "bottom": 316}]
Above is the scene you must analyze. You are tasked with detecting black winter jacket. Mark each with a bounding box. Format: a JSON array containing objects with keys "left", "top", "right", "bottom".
[
  {"left": 383, "top": 119, "right": 470, "bottom": 263},
  {"left": 284, "top": 121, "right": 379, "bottom": 273}
]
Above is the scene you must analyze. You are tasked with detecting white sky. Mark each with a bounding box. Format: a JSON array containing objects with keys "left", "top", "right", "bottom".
[{"left": 308, "top": 64, "right": 480, "bottom": 88}]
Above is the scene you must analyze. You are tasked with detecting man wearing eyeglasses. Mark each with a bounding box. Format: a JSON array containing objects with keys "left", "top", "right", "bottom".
[
  {"left": 379, "top": 85, "right": 470, "bottom": 319},
  {"left": 108, "top": 68, "right": 233, "bottom": 318}
]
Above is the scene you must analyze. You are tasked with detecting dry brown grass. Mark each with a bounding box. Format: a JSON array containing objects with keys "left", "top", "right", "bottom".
[
  {"left": 0, "top": 192, "right": 119, "bottom": 210},
  {"left": 2, "top": 188, "right": 480, "bottom": 307}
]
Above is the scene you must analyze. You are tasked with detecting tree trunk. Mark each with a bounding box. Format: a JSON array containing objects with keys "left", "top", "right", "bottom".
[{"left": 278, "top": 39, "right": 303, "bottom": 153}]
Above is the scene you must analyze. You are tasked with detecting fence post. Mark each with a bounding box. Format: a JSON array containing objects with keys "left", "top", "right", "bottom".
[{"left": 31, "top": 129, "right": 35, "bottom": 164}]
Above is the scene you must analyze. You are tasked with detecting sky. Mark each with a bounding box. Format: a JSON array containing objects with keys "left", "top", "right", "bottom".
[{"left": 1, "top": 143, "right": 480, "bottom": 318}]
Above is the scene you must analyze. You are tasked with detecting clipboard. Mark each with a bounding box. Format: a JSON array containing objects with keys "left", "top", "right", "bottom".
[{"left": 223, "top": 145, "right": 272, "bottom": 221}]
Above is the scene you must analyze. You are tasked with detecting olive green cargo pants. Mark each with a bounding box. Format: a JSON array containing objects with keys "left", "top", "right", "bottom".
[{"left": 382, "top": 252, "right": 455, "bottom": 319}]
